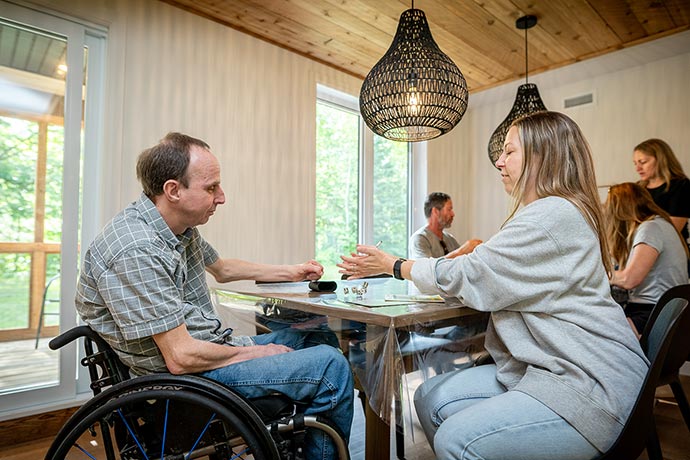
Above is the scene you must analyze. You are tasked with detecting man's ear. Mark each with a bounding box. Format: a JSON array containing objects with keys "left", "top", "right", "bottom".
[{"left": 162, "top": 179, "right": 181, "bottom": 203}]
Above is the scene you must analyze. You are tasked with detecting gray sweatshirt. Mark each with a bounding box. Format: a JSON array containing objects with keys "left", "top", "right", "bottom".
[{"left": 411, "top": 196, "right": 648, "bottom": 452}]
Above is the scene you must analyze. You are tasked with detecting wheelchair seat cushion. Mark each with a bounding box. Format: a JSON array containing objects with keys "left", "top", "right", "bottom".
[{"left": 250, "top": 393, "right": 301, "bottom": 420}]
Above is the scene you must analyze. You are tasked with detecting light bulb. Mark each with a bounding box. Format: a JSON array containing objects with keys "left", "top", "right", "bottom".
[{"left": 408, "top": 85, "right": 419, "bottom": 114}]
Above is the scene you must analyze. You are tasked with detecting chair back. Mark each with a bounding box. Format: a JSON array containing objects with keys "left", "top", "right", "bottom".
[
  {"left": 640, "top": 284, "right": 690, "bottom": 375},
  {"left": 597, "top": 297, "right": 690, "bottom": 459},
  {"left": 49, "top": 325, "right": 130, "bottom": 395},
  {"left": 640, "top": 284, "right": 690, "bottom": 350}
]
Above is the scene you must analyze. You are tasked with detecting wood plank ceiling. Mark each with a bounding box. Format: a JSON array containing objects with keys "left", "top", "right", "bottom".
[{"left": 160, "top": 0, "right": 690, "bottom": 93}]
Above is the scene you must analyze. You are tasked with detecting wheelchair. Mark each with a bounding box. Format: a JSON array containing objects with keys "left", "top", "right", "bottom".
[{"left": 45, "top": 325, "right": 350, "bottom": 460}]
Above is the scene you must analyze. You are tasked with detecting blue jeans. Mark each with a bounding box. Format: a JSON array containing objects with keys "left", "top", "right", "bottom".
[
  {"left": 201, "top": 329, "right": 353, "bottom": 460},
  {"left": 414, "top": 364, "right": 599, "bottom": 460}
]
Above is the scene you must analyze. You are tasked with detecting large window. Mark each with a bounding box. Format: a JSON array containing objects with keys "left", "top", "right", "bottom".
[{"left": 315, "top": 86, "right": 410, "bottom": 280}]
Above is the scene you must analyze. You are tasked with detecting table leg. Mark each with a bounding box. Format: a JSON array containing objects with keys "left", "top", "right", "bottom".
[{"left": 364, "top": 393, "right": 392, "bottom": 460}]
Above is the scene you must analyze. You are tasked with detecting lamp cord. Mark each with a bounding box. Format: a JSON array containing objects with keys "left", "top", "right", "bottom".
[{"left": 525, "top": 25, "right": 529, "bottom": 84}]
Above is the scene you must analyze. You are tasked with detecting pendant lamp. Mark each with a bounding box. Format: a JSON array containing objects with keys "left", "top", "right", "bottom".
[
  {"left": 487, "top": 15, "right": 547, "bottom": 166},
  {"left": 359, "top": 2, "right": 468, "bottom": 142}
]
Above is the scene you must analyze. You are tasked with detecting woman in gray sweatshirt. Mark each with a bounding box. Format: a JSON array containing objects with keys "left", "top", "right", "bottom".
[{"left": 339, "top": 111, "right": 648, "bottom": 459}]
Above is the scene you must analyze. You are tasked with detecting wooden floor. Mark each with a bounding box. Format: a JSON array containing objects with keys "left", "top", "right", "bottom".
[{"left": 0, "top": 338, "right": 59, "bottom": 393}]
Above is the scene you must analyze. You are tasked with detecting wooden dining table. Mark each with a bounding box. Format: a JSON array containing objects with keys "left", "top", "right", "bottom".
[{"left": 214, "top": 278, "right": 488, "bottom": 460}]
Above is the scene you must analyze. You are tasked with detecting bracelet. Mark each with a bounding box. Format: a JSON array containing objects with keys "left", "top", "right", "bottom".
[{"left": 393, "top": 258, "right": 407, "bottom": 280}]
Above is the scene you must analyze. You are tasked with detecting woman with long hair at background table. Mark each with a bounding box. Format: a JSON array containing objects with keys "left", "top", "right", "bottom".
[
  {"left": 605, "top": 182, "right": 688, "bottom": 338},
  {"left": 338, "top": 111, "right": 647, "bottom": 459}
]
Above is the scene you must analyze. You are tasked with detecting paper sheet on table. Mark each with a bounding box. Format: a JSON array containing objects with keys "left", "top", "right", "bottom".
[{"left": 384, "top": 294, "right": 444, "bottom": 303}]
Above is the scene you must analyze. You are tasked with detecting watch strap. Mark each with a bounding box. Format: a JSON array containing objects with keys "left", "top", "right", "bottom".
[{"left": 393, "top": 258, "right": 407, "bottom": 280}]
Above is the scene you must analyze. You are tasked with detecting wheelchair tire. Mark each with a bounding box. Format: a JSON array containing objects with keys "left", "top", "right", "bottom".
[{"left": 45, "top": 374, "right": 280, "bottom": 460}]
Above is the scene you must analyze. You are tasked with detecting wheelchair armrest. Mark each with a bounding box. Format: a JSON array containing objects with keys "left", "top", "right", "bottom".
[{"left": 50, "top": 325, "right": 131, "bottom": 394}]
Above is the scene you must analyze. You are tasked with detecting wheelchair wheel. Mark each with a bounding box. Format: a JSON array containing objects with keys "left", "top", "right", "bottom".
[{"left": 46, "top": 374, "right": 280, "bottom": 460}]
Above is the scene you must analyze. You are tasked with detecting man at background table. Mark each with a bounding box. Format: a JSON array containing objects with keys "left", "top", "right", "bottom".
[{"left": 409, "top": 192, "right": 482, "bottom": 259}]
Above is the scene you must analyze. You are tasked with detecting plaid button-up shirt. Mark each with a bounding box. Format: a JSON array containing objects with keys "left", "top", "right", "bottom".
[{"left": 76, "top": 193, "right": 254, "bottom": 375}]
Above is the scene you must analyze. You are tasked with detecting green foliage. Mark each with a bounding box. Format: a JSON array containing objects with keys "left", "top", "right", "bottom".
[
  {"left": 0, "top": 116, "right": 64, "bottom": 328},
  {"left": 315, "top": 103, "right": 409, "bottom": 280},
  {"left": 0, "top": 117, "right": 37, "bottom": 242},
  {"left": 315, "top": 103, "right": 359, "bottom": 279},
  {"left": 0, "top": 256, "right": 30, "bottom": 329},
  {"left": 373, "top": 136, "right": 409, "bottom": 258},
  {"left": 45, "top": 126, "right": 65, "bottom": 243}
]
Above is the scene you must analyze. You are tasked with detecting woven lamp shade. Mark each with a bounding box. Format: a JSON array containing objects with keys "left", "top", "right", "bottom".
[
  {"left": 359, "top": 8, "right": 468, "bottom": 142},
  {"left": 488, "top": 15, "right": 547, "bottom": 167},
  {"left": 487, "top": 84, "right": 547, "bottom": 167}
]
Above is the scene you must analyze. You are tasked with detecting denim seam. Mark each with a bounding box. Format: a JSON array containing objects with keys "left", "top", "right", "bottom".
[
  {"left": 220, "top": 377, "right": 321, "bottom": 386},
  {"left": 321, "top": 375, "right": 339, "bottom": 409},
  {"left": 431, "top": 392, "right": 501, "bottom": 426},
  {"left": 459, "top": 417, "right": 562, "bottom": 459}
]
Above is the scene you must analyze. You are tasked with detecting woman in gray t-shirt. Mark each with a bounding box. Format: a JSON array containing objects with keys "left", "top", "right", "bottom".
[{"left": 606, "top": 182, "right": 689, "bottom": 336}]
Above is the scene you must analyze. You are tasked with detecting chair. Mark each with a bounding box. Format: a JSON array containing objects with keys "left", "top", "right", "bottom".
[
  {"left": 639, "top": 284, "right": 690, "bottom": 435},
  {"left": 34, "top": 273, "right": 60, "bottom": 349},
  {"left": 45, "top": 325, "right": 350, "bottom": 460},
  {"left": 594, "top": 296, "right": 690, "bottom": 459}
]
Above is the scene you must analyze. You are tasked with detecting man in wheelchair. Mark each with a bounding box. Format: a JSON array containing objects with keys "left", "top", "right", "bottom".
[{"left": 72, "top": 132, "right": 353, "bottom": 460}]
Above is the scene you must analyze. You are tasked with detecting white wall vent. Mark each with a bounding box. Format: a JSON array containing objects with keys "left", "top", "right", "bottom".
[{"left": 564, "top": 93, "right": 594, "bottom": 108}]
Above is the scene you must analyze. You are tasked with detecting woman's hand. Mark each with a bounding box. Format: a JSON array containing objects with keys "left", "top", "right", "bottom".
[
  {"left": 337, "top": 245, "right": 398, "bottom": 280},
  {"left": 446, "top": 239, "right": 483, "bottom": 259}
]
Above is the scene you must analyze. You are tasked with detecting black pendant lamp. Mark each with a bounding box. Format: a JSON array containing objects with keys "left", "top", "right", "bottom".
[
  {"left": 359, "top": 1, "right": 468, "bottom": 142},
  {"left": 487, "top": 15, "right": 547, "bottom": 166}
]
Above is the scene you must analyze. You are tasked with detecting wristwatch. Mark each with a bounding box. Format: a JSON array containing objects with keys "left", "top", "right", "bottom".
[{"left": 393, "top": 258, "right": 407, "bottom": 280}]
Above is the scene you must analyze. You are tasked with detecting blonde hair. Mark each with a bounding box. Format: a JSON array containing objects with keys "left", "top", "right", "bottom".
[
  {"left": 604, "top": 182, "right": 687, "bottom": 268},
  {"left": 507, "top": 111, "right": 613, "bottom": 274},
  {"left": 634, "top": 138, "right": 687, "bottom": 191}
]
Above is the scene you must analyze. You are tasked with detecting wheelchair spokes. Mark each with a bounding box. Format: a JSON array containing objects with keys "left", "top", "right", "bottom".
[
  {"left": 115, "top": 408, "right": 150, "bottom": 460},
  {"left": 183, "top": 411, "right": 217, "bottom": 458},
  {"left": 73, "top": 443, "right": 99, "bottom": 460},
  {"left": 50, "top": 385, "right": 277, "bottom": 460}
]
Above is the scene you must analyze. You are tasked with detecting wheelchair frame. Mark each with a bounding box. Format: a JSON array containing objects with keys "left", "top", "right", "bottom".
[{"left": 45, "top": 325, "right": 350, "bottom": 460}]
